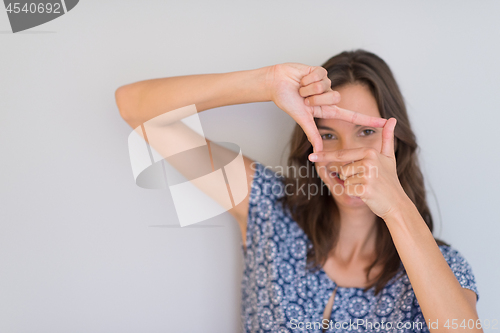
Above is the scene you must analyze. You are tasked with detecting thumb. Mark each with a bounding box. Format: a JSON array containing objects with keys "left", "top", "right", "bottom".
[
  {"left": 309, "top": 132, "right": 323, "bottom": 153},
  {"left": 298, "top": 116, "right": 323, "bottom": 153},
  {"left": 381, "top": 117, "right": 397, "bottom": 157}
]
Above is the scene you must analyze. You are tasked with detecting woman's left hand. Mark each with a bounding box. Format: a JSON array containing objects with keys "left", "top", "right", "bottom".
[{"left": 308, "top": 118, "right": 409, "bottom": 219}]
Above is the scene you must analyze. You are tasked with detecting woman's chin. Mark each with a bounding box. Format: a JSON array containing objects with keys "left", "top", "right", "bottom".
[{"left": 332, "top": 193, "right": 366, "bottom": 208}]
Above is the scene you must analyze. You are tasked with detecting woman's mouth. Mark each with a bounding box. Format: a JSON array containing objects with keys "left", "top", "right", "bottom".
[{"left": 330, "top": 172, "right": 345, "bottom": 186}]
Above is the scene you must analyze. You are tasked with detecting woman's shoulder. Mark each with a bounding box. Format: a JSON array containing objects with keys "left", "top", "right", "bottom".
[
  {"left": 248, "top": 160, "right": 287, "bottom": 207},
  {"left": 245, "top": 161, "right": 301, "bottom": 245},
  {"left": 249, "top": 161, "right": 285, "bottom": 186},
  {"left": 437, "top": 243, "right": 474, "bottom": 267},
  {"left": 437, "top": 243, "right": 480, "bottom": 301}
]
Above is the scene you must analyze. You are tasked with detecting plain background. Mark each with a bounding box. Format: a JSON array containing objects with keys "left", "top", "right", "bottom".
[{"left": 1, "top": 1, "right": 499, "bottom": 332}]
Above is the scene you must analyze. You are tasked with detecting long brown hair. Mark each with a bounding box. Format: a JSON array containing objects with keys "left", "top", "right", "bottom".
[{"left": 277, "top": 49, "right": 447, "bottom": 295}]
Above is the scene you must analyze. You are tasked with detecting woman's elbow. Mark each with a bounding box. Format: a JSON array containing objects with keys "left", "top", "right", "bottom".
[{"left": 115, "top": 85, "right": 136, "bottom": 121}]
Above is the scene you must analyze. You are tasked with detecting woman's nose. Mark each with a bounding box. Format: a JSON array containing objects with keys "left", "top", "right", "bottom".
[{"left": 338, "top": 137, "right": 364, "bottom": 151}]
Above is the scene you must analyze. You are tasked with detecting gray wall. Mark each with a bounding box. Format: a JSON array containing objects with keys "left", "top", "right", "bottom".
[{"left": 1, "top": 1, "right": 498, "bottom": 332}]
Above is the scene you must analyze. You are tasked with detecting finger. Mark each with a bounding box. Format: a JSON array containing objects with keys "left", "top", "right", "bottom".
[
  {"left": 299, "top": 78, "right": 331, "bottom": 98},
  {"left": 317, "top": 105, "right": 388, "bottom": 128},
  {"left": 344, "top": 173, "right": 367, "bottom": 185},
  {"left": 345, "top": 183, "right": 366, "bottom": 198},
  {"left": 300, "top": 66, "right": 328, "bottom": 86},
  {"left": 381, "top": 117, "right": 397, "bottom": 157},
  {"left": 298, "top": 116, "right": 323, "bottom": 153},
  {"left": 341, "top": 159, "right": 379, "bottom": 180},
  {"left": 340, "top": 163, "right": 372, "bottom": 180},
  {"left": 325, "top": 162, "right": 358, "bottom": 180},
  {"left": 309, "top": 147, "right": 377, "bottom": 163},
  {"left": 305, "top": 90, "right": 341, "bottom": 106}
]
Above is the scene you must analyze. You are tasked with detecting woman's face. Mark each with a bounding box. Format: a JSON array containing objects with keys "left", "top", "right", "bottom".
[{"left": 315, "top": 83, "right": 383, "bottom": 208}]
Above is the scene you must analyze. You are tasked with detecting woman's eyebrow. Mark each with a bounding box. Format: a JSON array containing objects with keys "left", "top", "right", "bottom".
[{"left": 317, "top": 124, "right": 363, "bottom": 131}]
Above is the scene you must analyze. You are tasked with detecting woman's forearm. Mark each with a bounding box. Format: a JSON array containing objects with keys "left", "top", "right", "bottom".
[
  {"left": 383, "top": 198, "right": 481, "bottom": 332},
  {"left": 115, "top": 66, "right": 274, "bottom": 128}
]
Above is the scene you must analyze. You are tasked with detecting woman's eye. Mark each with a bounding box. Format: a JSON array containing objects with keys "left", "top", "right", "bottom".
[
  {"left": 360, "top": 129, "right": 376, "bottom": 136},
  {"left": 321, "top": 133, "right": 336, "bottom": 140}
]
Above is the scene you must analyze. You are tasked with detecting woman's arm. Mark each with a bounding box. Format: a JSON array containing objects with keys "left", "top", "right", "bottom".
[
  {"left": 115, "top": 67, "right": 274, "bottom": 129},
  {"left": 384, "top": 197, "right": 481, "bottom": 332},
  {"left": 115, "top": 67, "right": 275, "bottom": 238}
]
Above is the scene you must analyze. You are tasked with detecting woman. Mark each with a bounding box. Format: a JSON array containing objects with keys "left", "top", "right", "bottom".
[{"left": 116, "top": 50, "right": 481, "bottom": 332}]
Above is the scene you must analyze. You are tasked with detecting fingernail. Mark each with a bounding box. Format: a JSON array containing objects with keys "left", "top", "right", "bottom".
[
  {"left": 305, "top": 99, "right": 310, "bottom": 106},
  {"left": 309, "top": 154, "right": 317, "bottom": 161}
]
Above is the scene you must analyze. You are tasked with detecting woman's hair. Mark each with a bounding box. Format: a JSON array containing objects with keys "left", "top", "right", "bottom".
[{"left": 277, "top": 49, "right": 447, "bottom": 295}]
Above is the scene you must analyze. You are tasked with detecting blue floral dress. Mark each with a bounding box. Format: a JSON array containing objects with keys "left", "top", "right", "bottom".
[{"left": 241, "top": 161, "right": 479, "bottom": 333}]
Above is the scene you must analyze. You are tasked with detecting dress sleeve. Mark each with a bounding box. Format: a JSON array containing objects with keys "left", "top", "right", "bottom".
[
  {"left": 439, "top": 245, "right": 480, "bottom": 302},
  {"left": 245, "top": 161, "right": 285, "bottom": 251}
]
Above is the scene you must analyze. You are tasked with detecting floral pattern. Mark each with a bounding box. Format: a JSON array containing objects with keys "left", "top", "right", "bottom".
[{"left": 241, "top": 161, "right": 479, "bottom": 333}]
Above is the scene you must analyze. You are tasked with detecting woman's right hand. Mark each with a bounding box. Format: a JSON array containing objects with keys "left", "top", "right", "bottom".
[{"left": 268, "top": 63, "right": 387, "bottom": 152}]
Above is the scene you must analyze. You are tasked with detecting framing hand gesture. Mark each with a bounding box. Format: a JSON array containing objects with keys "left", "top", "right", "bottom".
[
  {"left": 270, "top": 63, "right": 387, "bottom": 152},
  {"left": 308, "top": 118, "right": 408, "bottom": 219}
]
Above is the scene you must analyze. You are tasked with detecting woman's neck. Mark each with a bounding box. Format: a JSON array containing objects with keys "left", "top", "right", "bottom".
[{"left": 332, "top": 204, "right": 378, "bottom": 264}]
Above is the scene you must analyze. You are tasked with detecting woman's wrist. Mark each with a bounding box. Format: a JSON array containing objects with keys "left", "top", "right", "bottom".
[
  {"left": 382, "top": 194, "right": 417, "bottom": 223},
  {"left": 253, "top": 65, "right": 276, "bottom": 103},
  {"left": 221, "top": 65, "right": 275, "bottom": 106}
]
